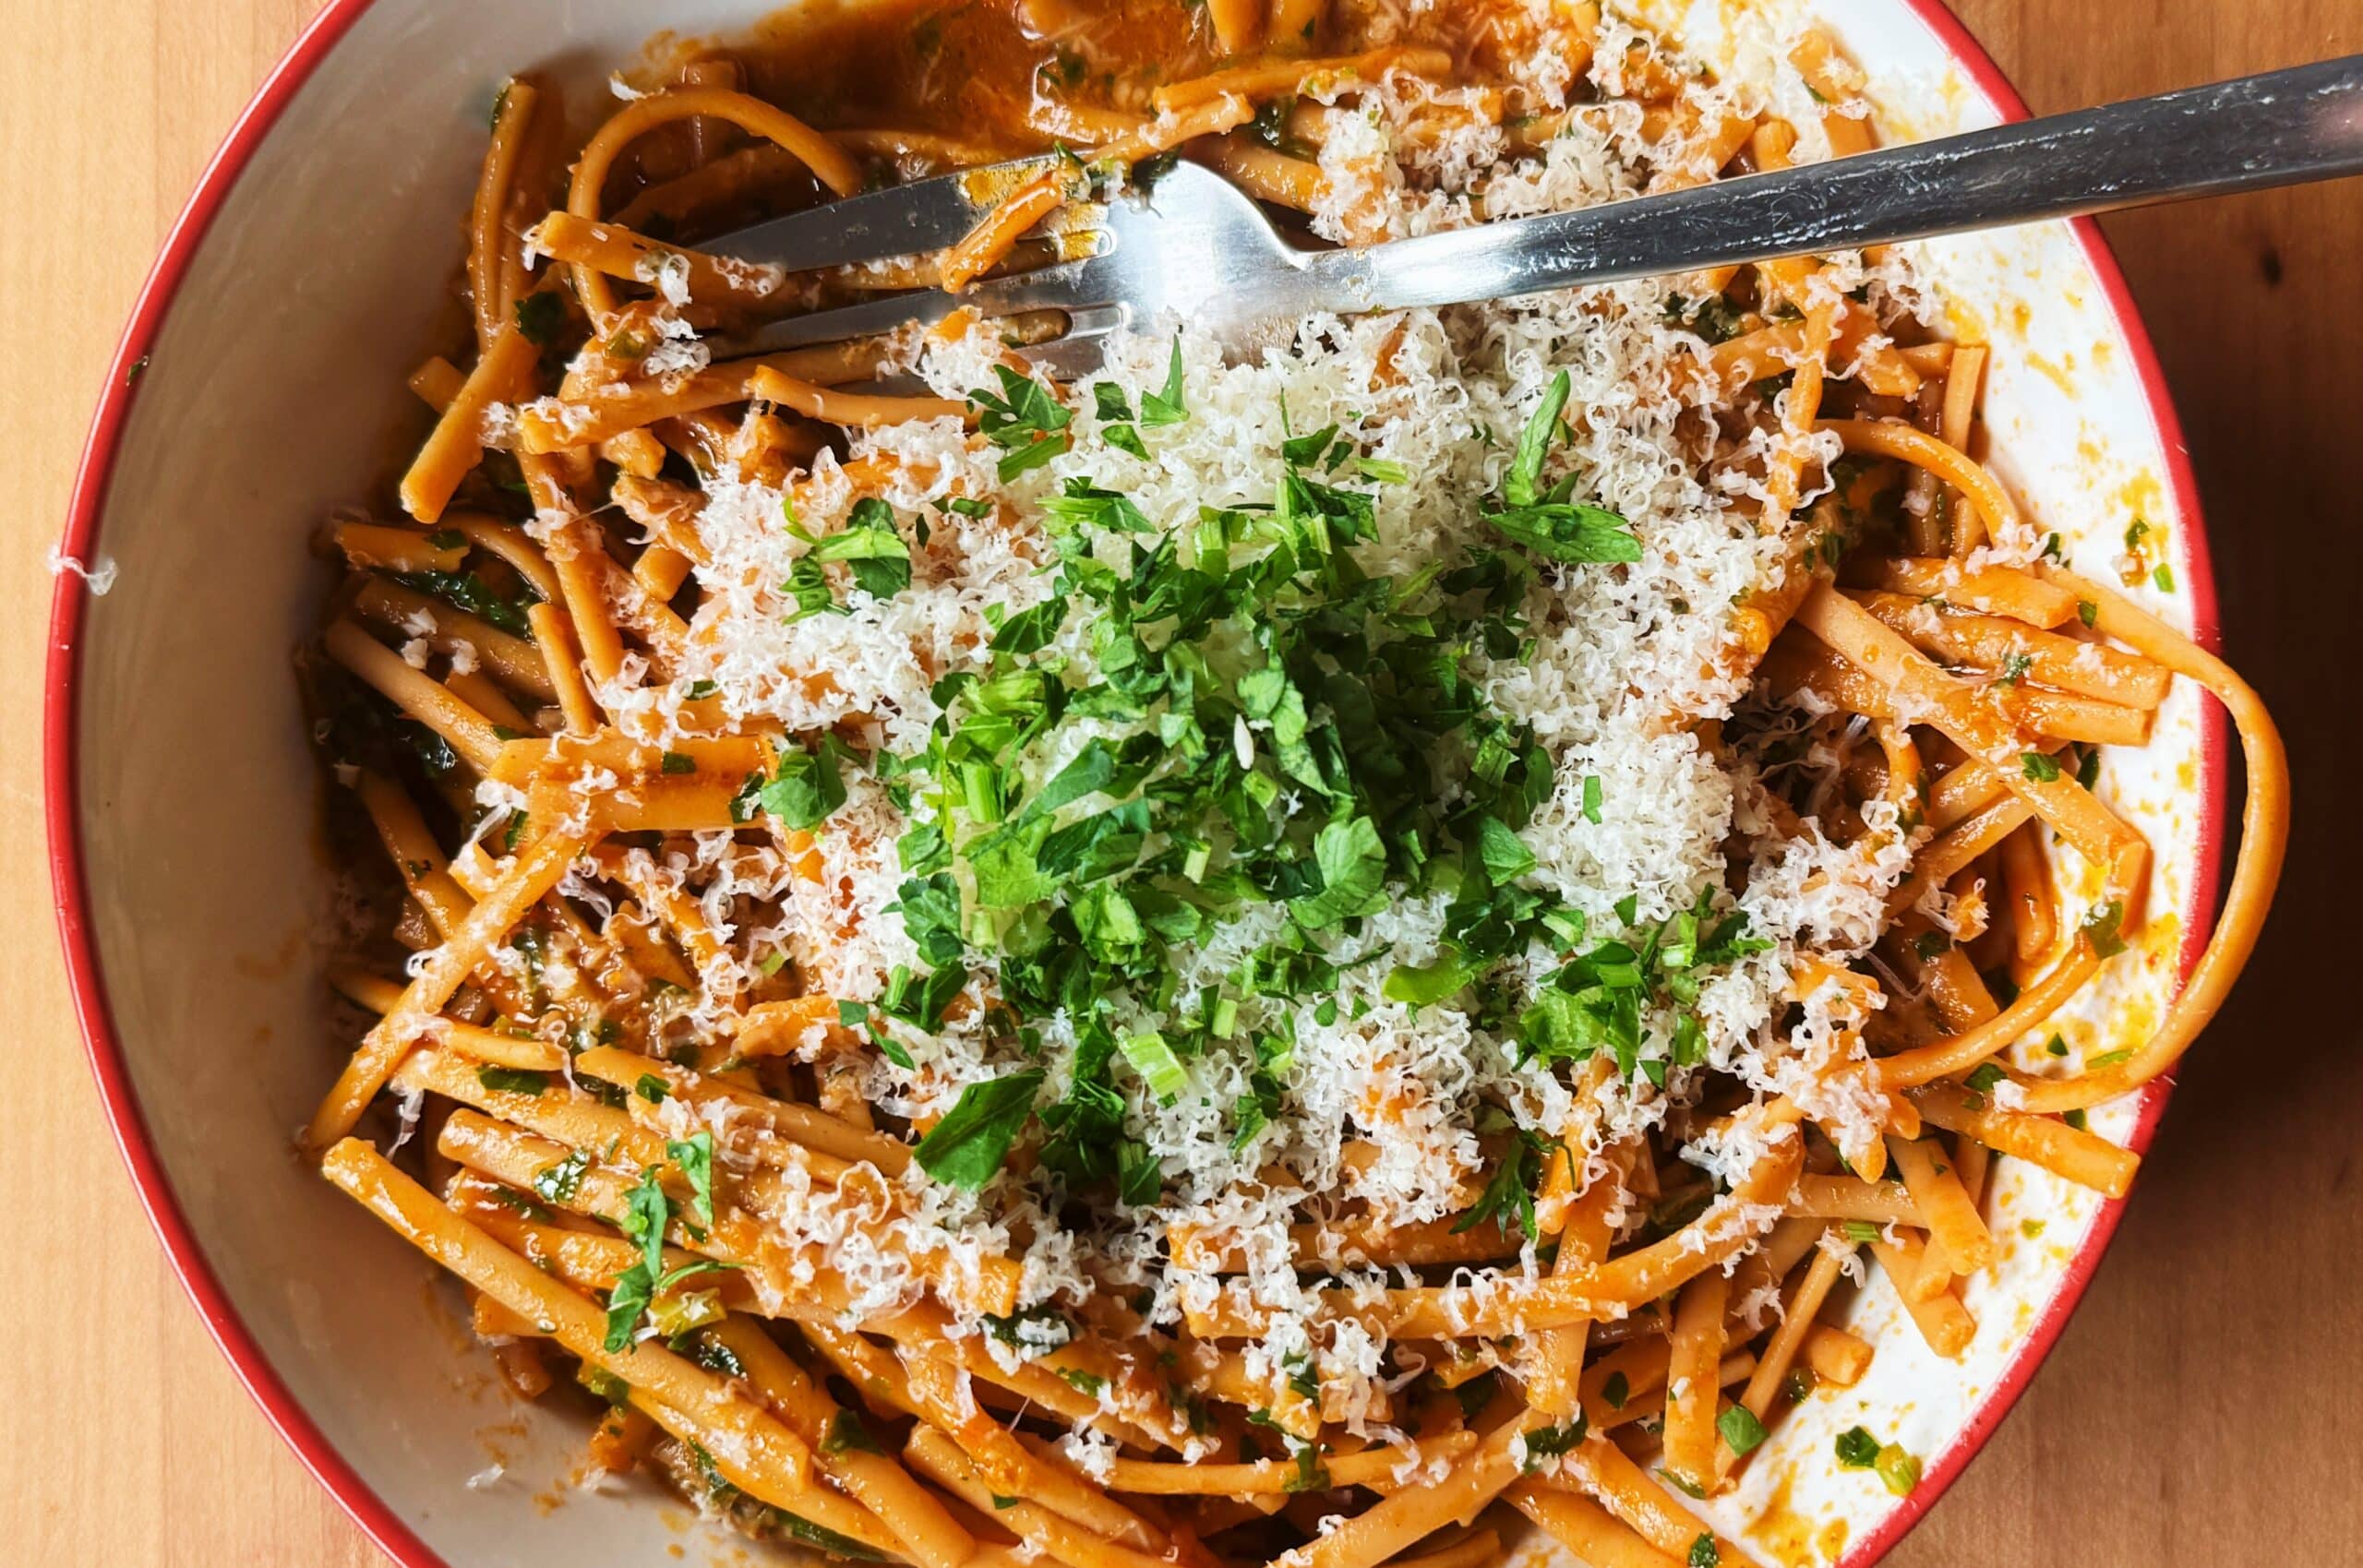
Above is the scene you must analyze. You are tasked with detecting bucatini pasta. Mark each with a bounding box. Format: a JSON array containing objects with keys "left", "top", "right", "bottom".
[{"left": 298, "top": 1, "right": 2286, "bottom": 1563}]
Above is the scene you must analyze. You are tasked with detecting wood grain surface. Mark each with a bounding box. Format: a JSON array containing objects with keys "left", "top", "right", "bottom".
[{"left": 2, "top": 1, "right": 2355, "bottom": 1562}]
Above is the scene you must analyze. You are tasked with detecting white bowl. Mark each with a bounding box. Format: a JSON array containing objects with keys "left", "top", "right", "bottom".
[{"left": 46, "top": 2, "right": 2228, "bottom": 1563}]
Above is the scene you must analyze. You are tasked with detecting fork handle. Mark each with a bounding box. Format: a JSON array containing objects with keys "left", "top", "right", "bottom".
[{"left": 1303, "top": 55, "right": 2363, "bottom": 313}]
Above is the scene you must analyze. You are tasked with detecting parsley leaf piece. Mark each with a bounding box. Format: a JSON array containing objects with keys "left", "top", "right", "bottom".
[
  {"left": 970, "top": 365, "right": 1073, "bottom": 479},
  {"left": 760, "top": 737, "right": 849, "bottom": 830},
  {"left": 1383, "top": 956, "right": 1474, "bottom": 1008},
  {"left": 806, "top": 500, "right": 913, "bottom": 600},
  {"left": 513, "top": 290, "right": 565, "bottom": 347},
  {"left": 1138, "top": 336, "right": 1187, "bottom": 426},
  {"left": 1476, "top": 816, "right": 1537, "bottom": 881},
  {"left": 386, "top": 569, "right": 534, "bottom": 635},
  {"left": 894, "top": 873, "right": 966, "bottom": 967},
  {"left": 475, "top": 1066, "right": 548, "bottom": 1095},
  {"left": 1517, "top": 1412, "right": 1589, "bottom": 1471},
  {"left": 1834, "top": 1427, "right": 1881, "bottom": 1468},
  {"left": 1505, "top": 370, "right": 1572, "bottom": 508},
  {"left": 1457, "top": 1129, "right": 1549, "bottom": 1239},
  {"left": 822, "top": 1410, "right": 884, "bottom": 1454},
  {"left": 913, "top": 1069, "right": 1045, "bottom": 1189},
  {"left": 666, "top": 1131, "right": 715, "bottom": 1227},
  {"left": 1717, "top": 1405, "right": 1768, "bottom": 1456},
  {"left": 1688, "top": 1536, "right": 1721, "bottom": 1568},
  {"left": 2021, "top": 750, "right": 2062, "bottom": 782},
  {"left": 1485, "top": 500, "right": 1644, "bottom": 565},
  {"left": 534, "top": 1149, "right": 589, "bottom": 1206},
  {"left": 2081, "top": 898, "right": 2129, "bottom": 958},
  {"left": 603, "top": 1165, "right": 673, "bottom": 1350},
  {"left": 1288, "top": 816, "right": 1387, "bottom": 929}
]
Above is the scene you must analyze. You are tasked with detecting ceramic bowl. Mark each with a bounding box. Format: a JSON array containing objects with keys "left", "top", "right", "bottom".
[{"left": 47, "top": 2, "right": 2225, "bottom": 1562}]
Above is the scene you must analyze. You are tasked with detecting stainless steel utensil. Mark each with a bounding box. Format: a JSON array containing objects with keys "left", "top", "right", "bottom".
[{"left": 707, "top": 54, "right": 2363, "bottom": 370}]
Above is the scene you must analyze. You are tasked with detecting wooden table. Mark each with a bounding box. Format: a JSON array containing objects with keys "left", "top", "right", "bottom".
[{"left": 3, "top": 1, "right": 2356, "bottom": 1562}]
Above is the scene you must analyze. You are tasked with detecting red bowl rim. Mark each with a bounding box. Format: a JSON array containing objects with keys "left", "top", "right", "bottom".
[{"left": 41, "top": 4, "right": 2228, "bottom": 1565}]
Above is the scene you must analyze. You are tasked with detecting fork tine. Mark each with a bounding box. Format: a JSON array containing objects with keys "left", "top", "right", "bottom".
[
  {"left": 715, "top": 290, "right": 961, "bottom": 357},
  {"left": 700, "top": 154, "right": 1057, "bottom": 276},
  {"left": 966, "top": 252, "right": 1127, "bottom": 316},
  {"left": 714, "top": 245, "right": 1127, "bottom": 358},
  {"left": 1014, "top": 331, "right": 1120, "bottom": 379}
]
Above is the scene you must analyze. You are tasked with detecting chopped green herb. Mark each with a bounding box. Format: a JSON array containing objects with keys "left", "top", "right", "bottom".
[
  {"left": 969, "top": 364, "right": 1074, "bottom": 480},
  {"left": 2081, "top": 898, "right": 2128, "bottom": 958},
  {"left": 476, "top": 1066, "right": 549, "bottom": 1095},
  {"left": 1121, "top": 1031, "right": 1189, "bottom": 1103},
  {"left": 1518, "top": 1413, "right": 1588, "bottom": 1472},
  {"left": 760, "top": 737, "right": 850, "bottom": 830},
  {"left": 667, "top": 1131, "right": 715, "bottom": 1227},
  {"left": 534, "top": 1149, "right": 590, "bottom": 1206},
  {"left": 1716, "top": 1405, "right": 1768, "bottom": 1456},
  {"left": 2021, "top": 751, "right": 2062, "bottom": 782},
  {"left": 1834, "top": 1426, "right": 1881, "bottom": 1468},
  {"left": 914, "top": 1070, "right": 1044, "bottom": 1189},
  {"left": 822, "top": 1410, "right": 884, "bottom": 1454},
  {"left": 1139, "top": 336, "right": 1189, "bottom": 426},
  {"left": 513, "top": 290, "right": 565, "bottom": 348}
]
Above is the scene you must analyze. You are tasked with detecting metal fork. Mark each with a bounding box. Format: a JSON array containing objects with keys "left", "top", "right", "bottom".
[{"left": 710, "top": 54, "right": 2363, "bottom": 372}]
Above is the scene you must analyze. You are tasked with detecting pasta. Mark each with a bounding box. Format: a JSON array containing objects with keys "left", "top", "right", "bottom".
[{"left": 299, "top": 1, "right": 2286, "bottom": 1563}]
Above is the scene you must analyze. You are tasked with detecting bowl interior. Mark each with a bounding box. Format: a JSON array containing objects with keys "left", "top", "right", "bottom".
[{"left": 55, "top": 2, "right": 2216, "bottom": 1564}]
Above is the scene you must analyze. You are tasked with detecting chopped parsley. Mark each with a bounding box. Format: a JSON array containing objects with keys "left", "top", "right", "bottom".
[
  {"left": 1519, "top": 1413, "right": 1588, "bottom": 1471},
  {"left": 1481, "top": 371, "right": 1643, "bottom": 564},
  {"left": 1717, "top": 1404, "right": 1768, "bottom": 1456},
  {"left": 1834, "top": 1426, "right": 1881, "bottom": 1467},
  {"left": 822, "top": 1410, "right": 884, "bottom": 1454},
  {"left": 1456, "top": 1127, "right": 1553, "bottom": 1239},
  {"left": 533, "top": 1149, "right": 589, "bottom": 1206},
  {"left": 970, "top": 364, "right": 1074, "bottom": 480},
  {"left": 513, "top": 290, "right": 565, "bottom": 348},
  {"left": 387, "top": 569, "right": 537, "bottom": 635},
  {"left": 912, "top": 1071, "right": 1045, "bottom": 1190},
  {"left": 2081, "top": 898, "right": 2128, "bottom": 958}
]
